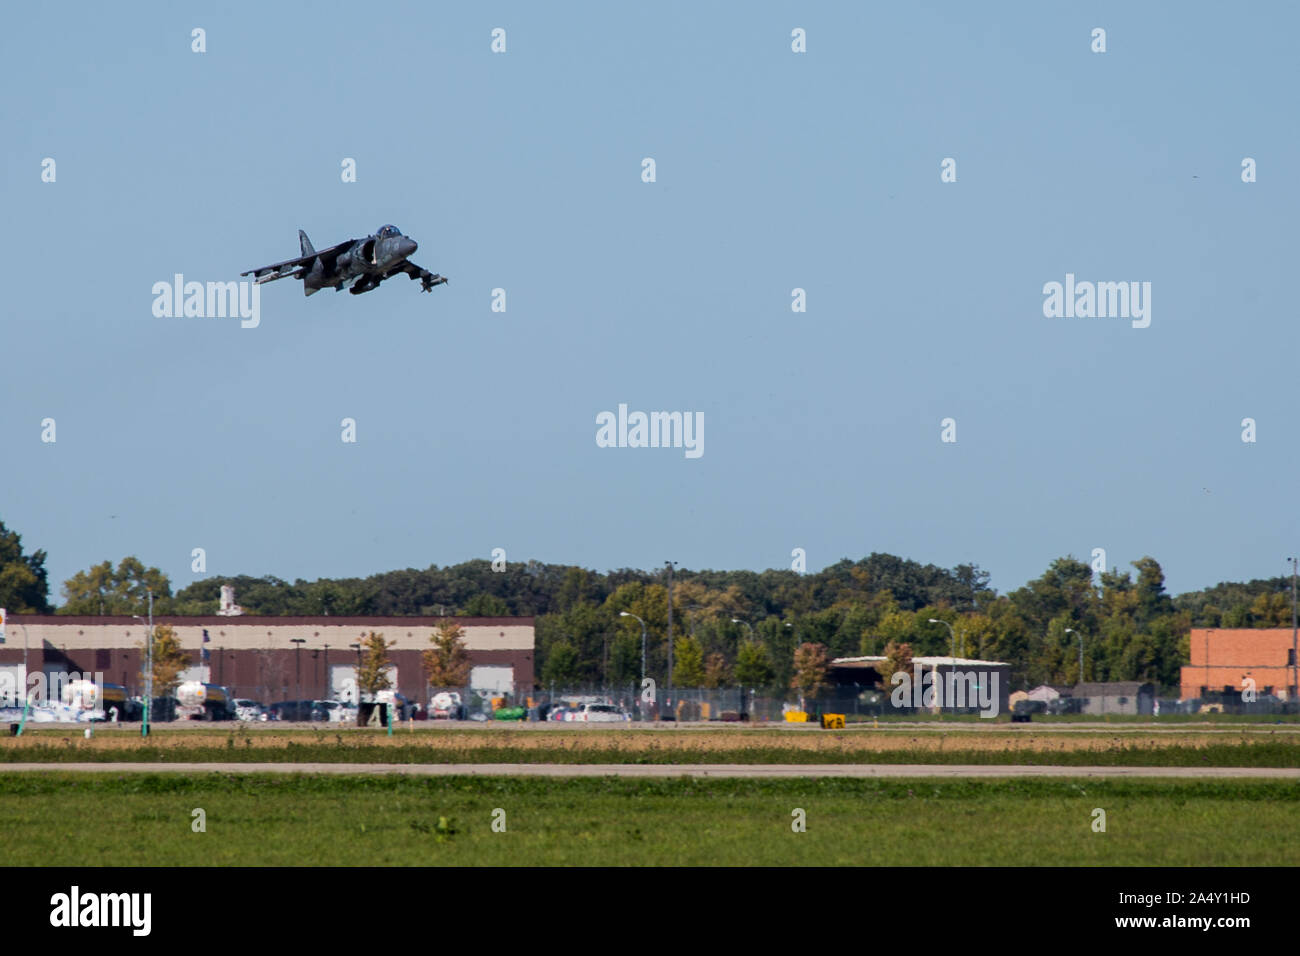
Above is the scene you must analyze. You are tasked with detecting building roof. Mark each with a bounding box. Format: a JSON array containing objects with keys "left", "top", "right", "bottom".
[
  {"left": 9, "top": 615, "right": 534, "bottom": 627},
  {"left": 831, "top": 655, "right": 1009, "bottom": 668},
  {"left": 1026, "top": 684, "right": 1070, "bottom": 700},
  {"left": 1073, "top": 681, "right": 1153, "bottom": 696}
]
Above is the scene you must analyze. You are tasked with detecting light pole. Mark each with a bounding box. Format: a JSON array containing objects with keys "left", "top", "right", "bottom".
[
  {"left": 349, "top": 643, "right": 362, "bottom": 705},
  {"left": 927, "top": 619, "right": 959, "bottom": 715},
  {"left": 147, "top": 589, "right": 153, "bottom": 731},
  {"left": 927, "top": 618, "right": 958, "bottom": 659},
  {"left": 132, "top": 588, "right": 154, "bottom": 736},
  {"left": 730, "top": 618, "right": 757, "bottom": 720},
  {"left": 686, "top": 605, "right": 705, "bottom": 639},
  {"left": 16, "top": 623, "right": 28, "bottom": 707},
  {"left": 1290, "top": 558, "right": 1298, "bottom": 701},
  {"left": 290, "top": 638, "right": 306, "bottom": 711},
  {"left": 665, "top": 561, "right": 677, "bottom": 689},
  {"left": 6, "top": 619, "right": 35, "bottom": 735},
  {"left": 619, "top": 611, "right": 647, "bottom": 684},
  {"left": 1065, "top": 628, "right": 1085, "bottom": 684}
]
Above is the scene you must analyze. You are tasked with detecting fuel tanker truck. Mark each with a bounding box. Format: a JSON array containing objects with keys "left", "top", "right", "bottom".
[
  {"left": 175, "top": 681, "right": 237, "bottom": 721},
  {"left": 59, "top": 679, "right": 129, "bottom": 721}
]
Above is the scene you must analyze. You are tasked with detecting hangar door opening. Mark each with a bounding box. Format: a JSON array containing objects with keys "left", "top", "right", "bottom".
[
  {"left": 331, "top": 664, "right": 395, "bottom": 703},
  {"left": 470, "top": 666, "right": 514, "bottom": 695}
]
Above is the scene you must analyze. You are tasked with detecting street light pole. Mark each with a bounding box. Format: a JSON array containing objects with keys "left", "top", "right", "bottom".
[
  {"left": 619, "top": 612, "right": 647, "bottom": 685},
  {"left": 1290, "top": 558, "right": 1298, "bottom": 701},
  {"left": 686, "top": 605, "right": 704, "bottom": 639},
  {"left": 17, "top": 623, "right": 28, "bottom": 707},
  {"left": 927, "top": 618, "right": 958, "bottom": 660},
  {"left": 290, "top": 638, "right": 306, "bottom": 713},
  {"left": 665, "top": 561, "right": 677, "bottom": 689},
  {"left": 730, "top": 618, "right": 755, "bottom": 720},
  {"left": 928, "top": 619, "right": 959, "bottom": 715},
  {"left": 1065, "top": 628, "right": 1085, "bottom": 684},
  {"left": 731, "top": 618, "right": 755, "bottom": 643},
  {"left": 133, "top": 590, "right": 155, "bottom": 736}
]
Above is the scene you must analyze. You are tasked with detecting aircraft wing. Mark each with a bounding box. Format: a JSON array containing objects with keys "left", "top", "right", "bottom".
[
  {"left": 389, "top": 260, "right": 448, "bottom": 292},
  {"left": 240, "top": 239, "right": 354, "bottom": 284}
]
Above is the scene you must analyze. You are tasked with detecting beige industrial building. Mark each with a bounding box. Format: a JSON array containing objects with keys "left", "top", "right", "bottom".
[{"left": 0, "top": 614, "right": 535, "bottom": 705}]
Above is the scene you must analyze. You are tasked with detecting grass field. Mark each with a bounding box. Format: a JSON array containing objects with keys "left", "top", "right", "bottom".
[
  {"left": 1, "top": 773, "right": 1293, "bottom": 866},
  {"left": 4, "top": 727, "right": 1299, "bottom": 766}
]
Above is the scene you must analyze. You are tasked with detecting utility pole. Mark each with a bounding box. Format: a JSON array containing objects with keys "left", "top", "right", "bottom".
[
  {"left": 144, "top": 589, "right": 153, "bottom": 737},
  {"left": 665, "top": 561, "right": 676, "bottom": 689},
  {"left": 1065, "top": 628, "right": 1084, "bottom": 683},
  {"left": 928, "top": 619, "right": 959, "bottom": 661},
  {"left": 16, "top": 623, "right": 29, "bottom": 708},
  {"left": 290, "top": 638, "right": 306, "bottom": 711},
  {"left": 1291, "top": 558, "right": 1298, "bottom": 701},
  {"left": 619, "top": 612, "right": 648, "bottom": 685},
  {"left": 349, "top": 642, "right": 362, "bottom": 705}
]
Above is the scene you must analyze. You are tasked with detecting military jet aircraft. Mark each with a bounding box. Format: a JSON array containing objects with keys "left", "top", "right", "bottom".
[{"left": 241, "top": 224, "right": 447, "bottom": 296}]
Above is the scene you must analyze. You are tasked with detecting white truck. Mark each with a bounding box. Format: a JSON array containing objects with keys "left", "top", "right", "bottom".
[
  {"left": 176, "top": 681, "right": 236, "bottom": 720},
  {"left": 430, "top": 691, "right": 463, "bottom": 719},
  {"left": 57, "top": 679, "right": 127, "bottom": 721}
]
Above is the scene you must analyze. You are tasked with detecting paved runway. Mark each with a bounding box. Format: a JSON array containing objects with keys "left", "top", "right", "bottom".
[{"left": 4, "top": 762, "right": 1297, "bottom": 778}]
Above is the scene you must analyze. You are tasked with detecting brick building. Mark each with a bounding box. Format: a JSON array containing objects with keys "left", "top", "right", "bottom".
[
  {"left": 0, "top": 615, "right": 534, "bottom": 705},
  {"left": 1179, "top": 628, "right": 1299, "bottom": 700}
]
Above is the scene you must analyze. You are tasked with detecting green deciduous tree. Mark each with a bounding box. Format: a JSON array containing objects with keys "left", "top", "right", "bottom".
[
  {"left": 423, "top": 620, "right": 472, "bottom": 687},
  {"left": 357, "top": 631, "right": 395, "bottom": 698},
  {"left": 791, "top": 642, "right": 830, "bottom": 702},
  {"left": 541, "top": 641, "right": 579, "bottom": 685},
  {"left": 874, "top": 641, "right": 914, "bottom": 690},
  {"left": 142, "top": 623, "right": 188, "bottom": 696},
  {"left": 461, "top": 593, "right": 510, "bottom": 617},
  {"left": 734, "top": 640, "right": 774, "bottom": 688},
  {"left": 0, "top": 520, "right": 51, "bottom": 613},
  {"left": 673, "top": 636, "right": 705, "bottom": 687},
  {"left": 703, "top": 652, "right": 729, "bottom": 688},
  {"left": 60, "top": 557, "right": 171, "bottom": 616}
]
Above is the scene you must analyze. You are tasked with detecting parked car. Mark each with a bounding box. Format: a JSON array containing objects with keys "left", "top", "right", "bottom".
[
  {"left": 313, "top": 700, "right": 351, "bottom": 723},
  {"left": 233, "top": 699, "right": 268, "bottom": 722},
  {"left": 268, "top": 700, "right": 326, "bottom": 721},
  {"left": 570, "top": 703, "right": 631, "bottom": 723}
]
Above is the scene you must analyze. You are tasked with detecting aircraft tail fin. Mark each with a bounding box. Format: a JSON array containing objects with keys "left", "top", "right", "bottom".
[{"left": 299, "top": 230, "right": 315, "bottom": 257}]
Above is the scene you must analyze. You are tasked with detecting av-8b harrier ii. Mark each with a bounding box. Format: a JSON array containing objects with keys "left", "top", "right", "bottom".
[{"left": 241, "top": 225, "right": 447, "bottom": 296}]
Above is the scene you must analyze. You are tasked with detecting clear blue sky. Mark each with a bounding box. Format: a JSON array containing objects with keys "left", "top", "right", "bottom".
[{"left": 2, "top": 2, "right": 1295, "bottom": 602}]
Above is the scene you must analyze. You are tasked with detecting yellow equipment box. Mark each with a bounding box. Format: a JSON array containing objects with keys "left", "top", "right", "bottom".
[
  {"left": 785, "top": 711, "right": 809, "bottom": 722},
  {"left": 820, "top": 713, "right": 845, "bottom": 729}
]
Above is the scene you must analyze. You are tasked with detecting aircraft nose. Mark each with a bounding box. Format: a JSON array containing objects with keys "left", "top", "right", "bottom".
[{"left": 397, "top": 237, "right": 417, "bottom": 258}]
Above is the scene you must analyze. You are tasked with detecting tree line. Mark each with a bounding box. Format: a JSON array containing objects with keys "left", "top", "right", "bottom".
[{"left": 1, "top": 518, "right": 1295, "bottom": 692}]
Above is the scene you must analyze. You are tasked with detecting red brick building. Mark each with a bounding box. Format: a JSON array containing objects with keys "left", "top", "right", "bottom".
[
  {"left": 0, "top": 615, "right": 534, "bottom": 705},
  {"left": 1180, "top": 628, "right": 1299, "bottom": 700}
]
